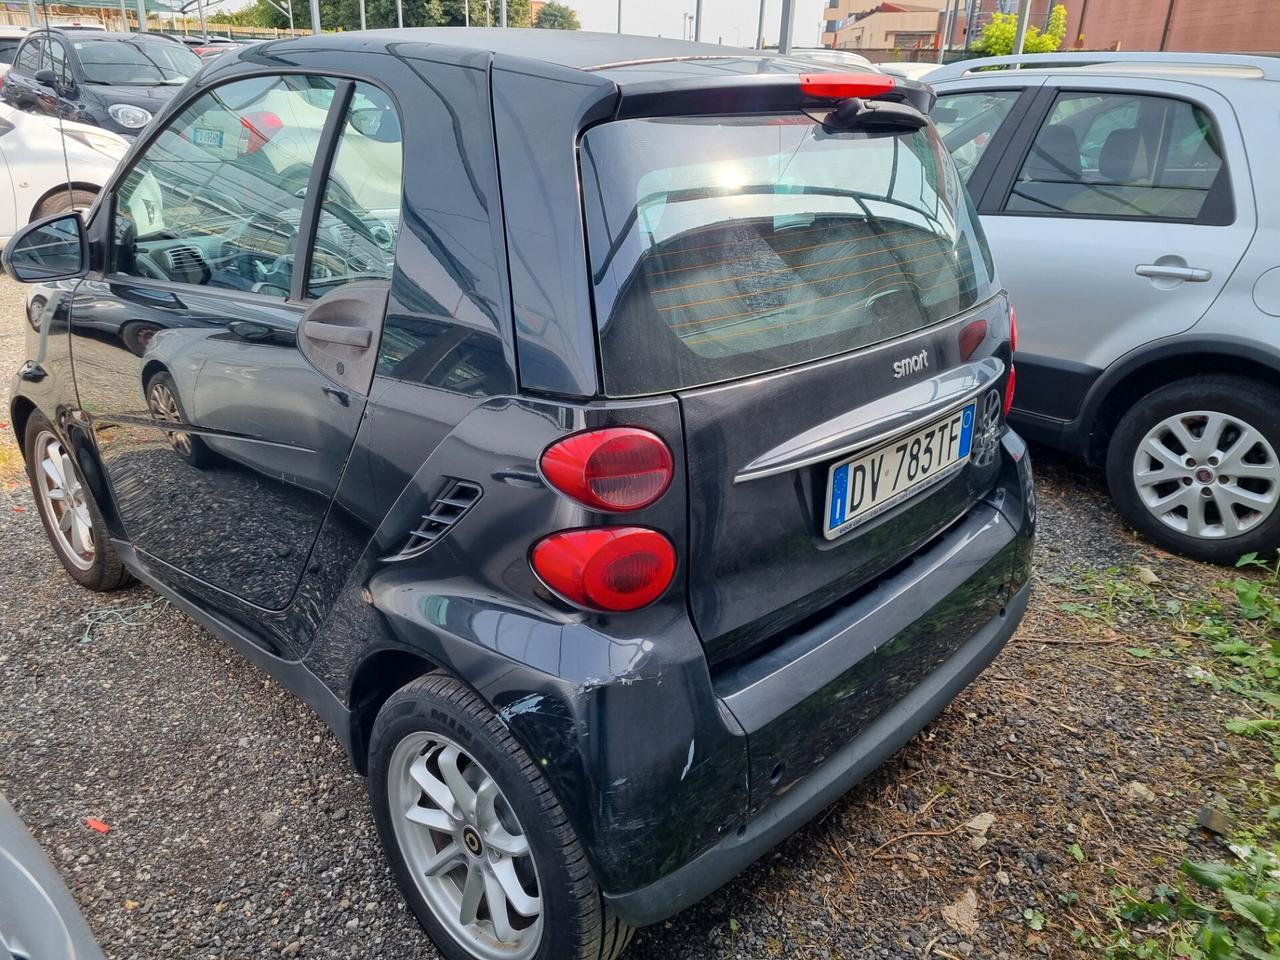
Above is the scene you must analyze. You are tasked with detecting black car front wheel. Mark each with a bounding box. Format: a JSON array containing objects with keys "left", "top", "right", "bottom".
[
  {"left": 24, "top": 411, "right": 132, "bottom": 591},
  {"left": 368, "top": 674, "right": 633, "bottom": 960},
  {"left": 1107, "top": 375, "right": 1280, "bottom": 564}
]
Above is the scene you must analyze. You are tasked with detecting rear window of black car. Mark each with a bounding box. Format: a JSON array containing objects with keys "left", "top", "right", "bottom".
[{"left": 580, "top": 114, "right": 997, "bottom": 396}]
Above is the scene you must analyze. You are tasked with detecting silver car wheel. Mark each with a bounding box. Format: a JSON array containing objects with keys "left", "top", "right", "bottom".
[
  {"left": 33, "top": 431, "right": 95, "bottom": 571},
  {"left": 388, "top": 732, "right": 542, "bottom": 960},
  {"left": 147, "top": 379, "right": 194, "bottom": 457},
  {"left": 1132, "top": 409, "right": 1280, "bottom": 540}
]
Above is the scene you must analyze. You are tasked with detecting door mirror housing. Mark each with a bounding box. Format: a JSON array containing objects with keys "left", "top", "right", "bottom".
[
  {"left": 34, "top": 69, "right": 74, "bottom": 95},
  {"left": 3, "top": 212, "right": 89, "bottom": 282}
]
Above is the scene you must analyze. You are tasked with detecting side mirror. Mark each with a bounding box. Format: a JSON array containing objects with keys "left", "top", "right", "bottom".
[
  {"left": 34, "top": 68, "right": 58, "bottom": 87},
  {"left": 2, "top": 212, "right": 88, "bottom": 283}
]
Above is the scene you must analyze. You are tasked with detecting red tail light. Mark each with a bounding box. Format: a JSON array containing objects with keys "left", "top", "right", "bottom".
[
  {"left": 239, "top": 111, "right": 282, "bottom": 154},
  {"left": 959, "top": 318, "right": 987, "bottom": 360},
  {"left": 531, "top": 527, "right": 676, "bottom": 612},
  {"left": 799, "top": 73, "right": 896, "bottom": 100},
  {"left": 540, "top": 428, "right": 673, "bottom": 512},
  {"left": 1003, "top": 305, "right": 1017, "bottom": 416}
]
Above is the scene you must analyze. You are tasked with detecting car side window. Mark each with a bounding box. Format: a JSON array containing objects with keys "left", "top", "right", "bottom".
[
  {"left": 111, "top": 74, "right": 340, "bottom": 299},
  {"left": 1005, "top": 91, "right": 1226, "bottom": 221},
  {"left": 46, "top": 38, "right": 72, "bottom": 87},
  {"left": 306, "top": 83, "right": 402, "bottom": 298},
  {"left": 15, "top": 38, "right": 42, "bottom": 73},
  {"left": 933, "top": 90, "right": 1020, "bottom": 185}
]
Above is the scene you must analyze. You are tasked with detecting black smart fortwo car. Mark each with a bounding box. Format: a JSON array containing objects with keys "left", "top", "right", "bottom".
[{"left": 5, "top": 30, "right": 1033, "bottom": 960}]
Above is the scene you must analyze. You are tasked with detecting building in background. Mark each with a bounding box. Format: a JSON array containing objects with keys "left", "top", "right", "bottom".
[
  {"left": 938, "top": 0, "right": 1280, "bottom": 54},
  {"left": 828, "top": 0, "right": 948, "bottom": 50}
]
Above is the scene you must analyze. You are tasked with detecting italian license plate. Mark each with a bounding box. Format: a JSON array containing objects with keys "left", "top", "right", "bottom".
[
  {"left": 192, "top": 126, "right": 224, "bottom": 148},
  {"left": 824, "top": 402, "right": 976, "bottom": 540}
]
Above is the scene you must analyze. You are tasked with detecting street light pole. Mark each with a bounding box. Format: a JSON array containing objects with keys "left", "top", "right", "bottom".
[
  {"left": 778, "top": 0, "right": 795, "bottom": 53},
  {"left": 135, "top": 0, "right": 147, "bottom": 31},
  {"left": 500, "top": 0, "right": 506, "bottom": 27},
  {"left": 358, "top": 0, "right": 365, "bottom": 30},
  {"left": 1011, "top": 0, "right": 1032, "bottom": 56},
  {"left": 309, "top": 0, "right": 320, "bottom": 34},
  {"left": 118, "top": 0, "right": 129, "bottom": 31},
  {"left": 396, "top": 0, "right": 402, "bottom": 27},
  {"left": 195, "top": 0, "right": 206, "bottom": 36},
  {"left": 756, "top": 0, "right": 766, "bottom": 48},
  {"left": 693, "top": 0, "right": 702, "bottom": 40},
  {"left": 616, "top": 0, "right": 622, "bottom": 33}
]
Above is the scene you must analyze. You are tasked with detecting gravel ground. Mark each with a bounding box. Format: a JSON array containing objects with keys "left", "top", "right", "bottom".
[{"left": 0, "top": 276, "right": 1267, "bottom": 959}]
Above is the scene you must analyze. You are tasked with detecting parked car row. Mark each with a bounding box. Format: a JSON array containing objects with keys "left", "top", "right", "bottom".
[
  {"left": 0, "top": 32, "right": 1275, "bottom": 960},
  {"left": 922, "top": 52, "right": 1280, "bottom": 563}
]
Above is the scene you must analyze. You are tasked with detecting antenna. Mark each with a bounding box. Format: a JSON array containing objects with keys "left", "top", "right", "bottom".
[{"left": 39, "top": 0, "right": 78, "bottom": 217}]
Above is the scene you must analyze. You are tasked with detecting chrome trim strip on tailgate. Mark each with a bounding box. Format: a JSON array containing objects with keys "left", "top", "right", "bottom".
[{"left": 733, "top": 356, "right": 1005, "bottom": 483}]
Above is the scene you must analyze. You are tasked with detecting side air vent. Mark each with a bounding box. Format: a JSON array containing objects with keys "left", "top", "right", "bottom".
[
  {"left": 384, "top": 480, "right": 483, "bottom": 561},
  {"left": 163, "top": 245, "right": 208, "bottom": 285}
]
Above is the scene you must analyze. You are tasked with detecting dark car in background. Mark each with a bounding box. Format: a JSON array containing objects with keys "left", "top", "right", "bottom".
[
  {"left": 5, "top": 30, "right": 1033, "bottom": 960},
  {"left": 1, "top": 27, "right": 199, "bottom": 137}
]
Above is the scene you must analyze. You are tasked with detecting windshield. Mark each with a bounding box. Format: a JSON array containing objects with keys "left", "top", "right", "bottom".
[
  {"left": 73, "top": 38, "right": 199, "bottom": 85},
  {"left": 580, "top": 114, "right": 998, "bottom": 395}
]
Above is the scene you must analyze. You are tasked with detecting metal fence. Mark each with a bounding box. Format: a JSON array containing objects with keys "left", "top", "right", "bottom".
[{"left": 0, "top": 8, "right": 305, "bottom": 37}]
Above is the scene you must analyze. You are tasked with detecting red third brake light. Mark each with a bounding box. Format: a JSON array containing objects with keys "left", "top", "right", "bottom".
[
  {"left": 531, "top": 528, "right": 676, "bottom": 612},
  {"left": 240, "top": 111, "right": 282, "bottom": 154},
  {"left": 799, "top": 73, "right": 896, "bottom": 100},
  {"left": 541, "top": 428, "right": 674, "bottom": 512}
]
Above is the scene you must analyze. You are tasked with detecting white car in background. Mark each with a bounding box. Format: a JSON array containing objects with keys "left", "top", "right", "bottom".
[
  {"left": 0, "top": 25, "right": 28, "bottom": 82},
  {"left": 0, "top": 101, "right": 127, "bottom": 245}
]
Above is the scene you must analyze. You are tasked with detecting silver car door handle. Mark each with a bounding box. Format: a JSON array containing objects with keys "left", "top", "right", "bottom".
[
  {"left": 302, "top": 320, "right": 371, "bottom": 348},
  {"left": 1135, "top": 264, "right": 1212, "bottom": 282}
]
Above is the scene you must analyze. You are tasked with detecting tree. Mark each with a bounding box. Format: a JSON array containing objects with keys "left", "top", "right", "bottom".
[
  {"left": 211, "top": 0, "right": 532, "bottom": 32},
  {"left": 534, "top": 1, "right": 579, "bottom": 29},
  {"left": 972, "top": 2, "right": 1067, "bottom": 56}
]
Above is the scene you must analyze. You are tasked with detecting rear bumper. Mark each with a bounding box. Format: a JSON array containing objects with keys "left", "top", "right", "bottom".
[
  {"left": 604, "top": 430, "right": 1035, "bottom": 925},
  {"left": 606, "top": 579, "right": 1030, "bottom": 926}
]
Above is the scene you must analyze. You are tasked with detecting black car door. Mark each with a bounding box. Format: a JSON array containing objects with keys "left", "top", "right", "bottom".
[
  {"left": 4, "top": 37, "right": 43, "bottom": 111},
  {"left": 42, "top": 36, "right": 77, "bottom": 121},
  {"left": 68, "top": 73, "right": 404, "bottom": 614}
]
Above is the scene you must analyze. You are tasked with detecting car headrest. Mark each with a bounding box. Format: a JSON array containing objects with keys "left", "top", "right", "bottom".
[
  {"left": 1098, "top": 128, "right": 1148, "bottom": 182},
  {"left": 1024, "top": 123, "right": 1081, "bottom": 182}
]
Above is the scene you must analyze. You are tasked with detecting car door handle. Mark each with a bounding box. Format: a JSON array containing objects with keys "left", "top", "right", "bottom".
[
  {"left": 1135, "top": 264, "right": 1212, "bottom": 282},
  {"left": 301, "top": 319, "right": 371, "bottom": 348}
]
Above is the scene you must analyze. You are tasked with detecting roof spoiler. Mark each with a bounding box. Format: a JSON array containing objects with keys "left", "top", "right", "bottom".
[{"left": 614, "top": 71, "right": 935, "bottom": 122}]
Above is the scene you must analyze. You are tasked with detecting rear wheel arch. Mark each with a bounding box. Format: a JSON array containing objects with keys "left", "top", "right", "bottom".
[
  {"left": 9, "top": 396, "right": 37, "bottom": 460},
  {"left": 1081, "top": 341, "right": 1280, "bottom": 466},
  {"left": 348, "top": 648, "right": 445, "bottom": 775}
]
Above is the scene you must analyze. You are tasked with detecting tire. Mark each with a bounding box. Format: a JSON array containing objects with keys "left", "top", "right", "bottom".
[
  {"left": 368, "top": 674, "right": 633, "bottom": 960},
  {"left": 1106, "top": 375, "right": 1280, "bottom": 564},
  {"left": 34, "top": 188, "right": 97, "bottom": 219},
  {"left": 26, "top": 294, "right": 47, "bottom": 331},
  {"left": 144, "top": 371, "right": 213, "bottom": 468},
  {"left": 23, "top": 411, "right": 132, "bottom": 591},
  {"left": 121, "top": 321, "right": 163, "bottom": 358}
]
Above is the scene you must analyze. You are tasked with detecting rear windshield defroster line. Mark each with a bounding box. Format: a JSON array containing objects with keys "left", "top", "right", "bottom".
[{"left": 579, "top": 114, "right": 998, "bottom": 396}]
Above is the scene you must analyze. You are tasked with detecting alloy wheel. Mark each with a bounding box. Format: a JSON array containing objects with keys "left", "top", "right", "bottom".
[
  {"left": 1131, "top": 410, "right": 1280, "bottom": 540},
  {"left": 388, "top": 732, "right": 543, "bottom": 960},
  {"left": 147, "top": 380, "right": 194, "bottom": 457},
  {"left": 33, "top": 431, "right": 95, "bottom": 571}
]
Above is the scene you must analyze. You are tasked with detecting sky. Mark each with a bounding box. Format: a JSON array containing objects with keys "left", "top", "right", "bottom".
[{"left": 583, "top": 0, "right": 830, "bottom": 48}]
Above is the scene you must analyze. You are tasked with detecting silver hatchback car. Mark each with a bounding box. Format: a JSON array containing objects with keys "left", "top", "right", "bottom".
[{"left": 926, "top": 52, "right": 1280, "bottom": 563}]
